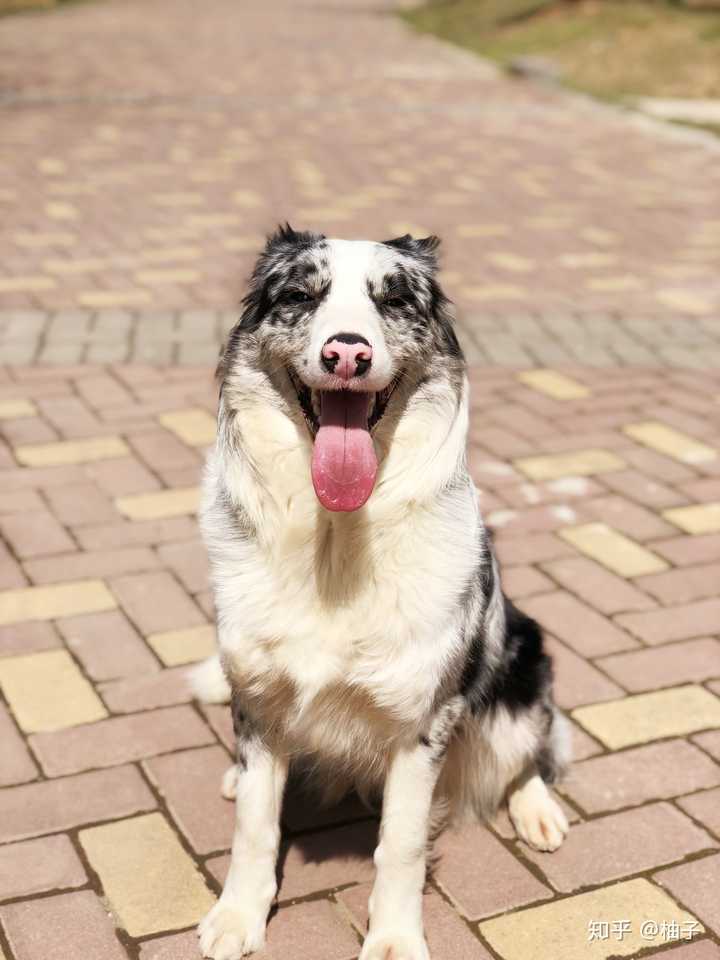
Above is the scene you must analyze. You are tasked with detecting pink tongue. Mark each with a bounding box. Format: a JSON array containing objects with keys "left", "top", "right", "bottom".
[{"left": 311, "top": 392, "right": 377, "bottom": 512}]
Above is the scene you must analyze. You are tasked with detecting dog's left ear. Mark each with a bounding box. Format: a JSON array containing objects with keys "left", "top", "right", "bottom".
[{"left": 382, "top": 234, "right": 441, "bottom": 271}]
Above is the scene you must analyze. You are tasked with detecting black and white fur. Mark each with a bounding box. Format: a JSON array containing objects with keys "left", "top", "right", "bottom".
[{"left": 192, "top": 226, "right": 570, "bottom": 960}]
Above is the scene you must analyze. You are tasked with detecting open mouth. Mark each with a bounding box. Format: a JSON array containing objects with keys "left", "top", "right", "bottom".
[{"left": 287, "top": 369, "right": 401, "bottom": 513}]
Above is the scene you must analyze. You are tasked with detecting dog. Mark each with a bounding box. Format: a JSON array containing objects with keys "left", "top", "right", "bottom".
[{"left": 191, "top": 225, "right": 570, "bottom": 960}]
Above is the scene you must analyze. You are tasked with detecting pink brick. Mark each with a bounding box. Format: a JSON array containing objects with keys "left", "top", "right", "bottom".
[
  {"left": 36, "top": 396, "right": 105, "bottom": 439},
  {"left": 84, "top": 456, "right": 161, "bottom": 496},
  {"left": 0, "top": 539, "right": 27, "bottom": 589},
  {"left": 434, "top": 822, "right": 550, "bottom": 920},
  {"left": 623, "top": 446, "right": 696, "bottom": 484},
  {"left": 657, "top": 944, "right": 720, "bottom": 960},
  {"left": 585, "top": 494, "right": 675, "bottom": 541},
  {"left": 597, "top": 638, "right": 720, "bottom": 692},
  {"left": 208, "top": 820, "right": 378, "bottom": 900},
  {"left": 547, "top": 636, "right": 625, "bottom": 709},
  {"left": 30, "top": 704, "right": 214, "bottom": 776},
  {"left": 522, "top": 591, "right": 638, "bottom": 657},
  {"left": 494, "top": 532, "right": 574, "bottom": 566},
  {"left": 43, "top": 482, "right": 117, "bottom": 526},
  {"left": 635, "top": 564, "right": 720, "bottom": 605},
  {"left": 694, "top": 730, "right": 720, "bottom": 763},
  {"left": 0, "top": 509, "right": 74, "bottom": 558},
  {"left": 57, "top": 609, "right": 159, "bottom": 680},
  {"left": 0, "top": 890, "right": 127, "bottom": 960},
  {"left": 525, "top": 802, "right": 716, "bottom": 892},
  {"left": 615, "top": 599, "right": 720, "bottom": 645},
  {"left": 1, "top": 416, "right": 58, "bottom": 445},
  {"left": 128, "top": 428, "right": 201, "bottom": 472},
  {"left": 99, "top": 666, "right": 192, "bottom": 713},
  {"left": 0, "top": 701, "right": 37, "bottom": 786},
  {"left": 678, "top": 787, "right": 720, "bottom": 839},
  {"left": 76, "top": 515, "right": 197, "bottom": 550},
  {"left": 24, "top": 546, "right": 159, "bottom": 585},
  {"left": 0, "top": 834, "right": 86, "bottom": 899},
  {"left": 109, "top": 570, "right": 206, "bottom": 634},
  {"left": 0, "top": 464, "right": 86, "bottom": 492},
  {"left": 338, "top": 883, "right": 492, "bottom": 960},
  {"left": 561, "top": 740, "right": 720, "bottom": 815},
  {"left": 0, "top": 620, "right": 60, "bottom": 657},
  {"left": 501, "top": 565, "right": 554, "bottom": 599},
  {"left": 682, "top": 477, "right": 720, "bottom": 503},
  {"left": 144, "top": 745, "right": 235, "bottom": 854},
  {"left": 74, "top": 373, "right": 134, "bottom": 409},
  {"left": 0, "top": 489, "right": 45, "bottom": 513},
  {"left": 541, "top": 556, "right": 655, "bottom": 614},
  {"left": 157, "top": 538, "right": 210, "bottom": 593},
  {"left": 655, "top": 854, "right": 720, "bottom": 935},
  {"left": 201, "top": 703, "right": 234, "bottom": 752},
  {"left": 600, "top": 469, "right": 688, "bottom": 508},
  {"left": 651, "top": 534, "right": 720, "bottom": 567},
  {"left": 568, "top": 719, "right": 604, "bottom": 761},
  {"left": 0, "top": 765, "right": 156, "bottom": 842}
]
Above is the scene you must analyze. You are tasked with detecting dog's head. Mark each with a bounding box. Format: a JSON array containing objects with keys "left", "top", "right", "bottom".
[{"left": 220, "top": 225, "right": 464, "bottom": 512}]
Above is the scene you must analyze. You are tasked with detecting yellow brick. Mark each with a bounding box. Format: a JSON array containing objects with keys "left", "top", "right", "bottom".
[
  {"left": 387, "top": 222, "right": 430, "bottom": 239},
  {"left": 558, "top": 252, "right": 617, "bottom": 268},
  {"left": 135, "top": 269, "right": 200, "bottom": 285},
  {"left": 223, "top": 235, "right": 265, "bottom": 252},
  {"left": 0, "top": 399, "right": 36, "bottom": 419},
  {"left": 13, "top": 232, "right": 76, "bottom": 248},
  {"left": 487, "top": 252, "right": 536, "bottom": 272},
  {"left": 158, "top": 408, "right": 216, "bottom": 446},
  {"left": 514, "top": 449, "right": 625, "bottom": 481},
  {"left": 656, "top": 290, "right": 713, "bottom": 315},
  {"left": 45, "top": 202, "right": 78, "bottom": 220},
  {"left": 0, "top": 649, "right": 108, "bottom": 732},
  {"left": 231, "top": 189, "right": 263, "bottom": 208},
  {"left": 148, "top": 625, "right": 216, "bottom": 666},
  {"left": 296, "top": 207, "right": 351, "bottom": 222},
  {"left": 480, "top": 878, "right": 700, "bottom": 960},
  {"left": 37, "top": 158, "right": 67, "bottom": 174},
  {"left": 663, "top": 502, "right": 720, "bottom": 535},
  {"left": 0, "top": 579, "right": 116, "bottom": 626},
  {"left": 15, "top": 436, "right": 129, "bottom": 467},
  {"left": 623, "top": 421, "right": 716, "bottom": 465},
  {"left": 78, "top": 290, "right": 152, "bottom": 308},
  {"left": 0, "top": 276, "right": 56, "bottom": 292},
  {"left": 573, "top": 685, "right": 720, "bottom": 750},
  {"left": 461, "top": 284, "right": 526, "bottom": 302},
  {"left": 516, "top": 369, "right": 590, "bottom": 400},
  {"left": 79, "top": 813, "right": 215, "bottom": 936},
  {"left": 115, "top": 486, "right": 201, "bottom": 520},
  {"left": 559, "top": 523, "right": 668, "bottom": 577},
  {"left": 44, "top": 258, "right": 111, "bottom": 275}
]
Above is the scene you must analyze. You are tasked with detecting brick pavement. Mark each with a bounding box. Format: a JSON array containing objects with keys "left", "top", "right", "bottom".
[
  {"left": 2, "top": 0, "right": 720, "bottom": 958},
  {"left": 0, "top": 362, "right": 719, "bottom": 960}
]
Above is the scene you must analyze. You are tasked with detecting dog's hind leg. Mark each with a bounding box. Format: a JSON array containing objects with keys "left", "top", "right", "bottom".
[
  {"left": 360, "top": 698, "right": 464, "bottom": 960},
  {"left": 198, "top": 694, "right": 288, "bottom": 960}
]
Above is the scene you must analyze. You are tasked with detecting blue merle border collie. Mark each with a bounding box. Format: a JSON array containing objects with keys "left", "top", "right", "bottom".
[{"left": 191, "top": 225, "right": 570, "bottom": 960}]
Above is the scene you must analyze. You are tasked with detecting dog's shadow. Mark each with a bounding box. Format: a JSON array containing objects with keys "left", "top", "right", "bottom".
[{"left": 273, "top": 774, "right": 379, "bottom": 904}]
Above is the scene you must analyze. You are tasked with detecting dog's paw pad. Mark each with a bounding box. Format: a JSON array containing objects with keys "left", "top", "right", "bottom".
[
  {"left": 509, "top": 789, "right": 569, "bottom": 852},
  {"left": 360, "top": 933, "right": 430, "bottom": 960},
  {"left": 198, "top": 902, "right": 266, "bottom": 960}
]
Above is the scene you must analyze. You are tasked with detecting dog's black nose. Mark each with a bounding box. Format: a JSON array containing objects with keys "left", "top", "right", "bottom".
[{"left": 321, "top": 333, "right": 372, "bottom": 380}]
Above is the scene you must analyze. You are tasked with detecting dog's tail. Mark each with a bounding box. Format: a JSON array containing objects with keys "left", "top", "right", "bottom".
[{"left": 188, "top": 655, "right": 231, "bottom": 704}]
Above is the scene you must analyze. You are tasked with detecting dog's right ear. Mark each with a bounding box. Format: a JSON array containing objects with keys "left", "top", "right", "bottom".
[{"left": 236, "top": 224, "right": 325, "bottom": 333}]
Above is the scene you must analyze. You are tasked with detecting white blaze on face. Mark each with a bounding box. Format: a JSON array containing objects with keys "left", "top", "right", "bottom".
[{"left": 306, "top": 240, "right": 396, "bottom": 513}]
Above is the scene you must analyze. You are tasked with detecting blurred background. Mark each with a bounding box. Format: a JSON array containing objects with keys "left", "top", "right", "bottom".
[{"left": 0, "top": 3, "right": 719, "bottom": 960}]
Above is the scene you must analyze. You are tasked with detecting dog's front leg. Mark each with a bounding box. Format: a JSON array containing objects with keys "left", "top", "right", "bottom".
[
  {"left": 360, "top": 699, "right": 463, "bottom": 960},
  {"left": 198, "top": 697, "right": 287, "bottom": 960}
]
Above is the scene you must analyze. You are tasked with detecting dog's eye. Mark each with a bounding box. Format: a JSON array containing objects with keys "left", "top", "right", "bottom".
[
  {"left": 282, "top": 289, "right": 313, "bottom": 305},
  {"left": 384, "top": 296, "right": 409, "bottom": 309}
]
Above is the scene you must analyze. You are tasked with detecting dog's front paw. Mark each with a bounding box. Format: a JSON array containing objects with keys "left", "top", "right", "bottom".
[
  {"left": 198, "top": 900, "right": 267, "bottom": 960},
  {"left": 360, "top": 931, "right": 430, "bottom": 960},
  {"left": 509, "top": 786, "right": 569, "bottom": 852}
]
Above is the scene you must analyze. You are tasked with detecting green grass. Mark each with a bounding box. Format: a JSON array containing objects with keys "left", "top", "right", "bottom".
[{"left": 401, "top": 0, "right": 720, "bottom": 100}]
